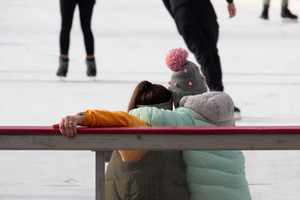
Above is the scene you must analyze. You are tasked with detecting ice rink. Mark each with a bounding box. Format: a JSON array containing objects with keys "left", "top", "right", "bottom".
[{"left": 0, "top": 0, "right": 300, "bottom": 199}]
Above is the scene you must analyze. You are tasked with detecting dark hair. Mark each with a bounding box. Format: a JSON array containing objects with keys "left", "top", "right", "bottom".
[{"left": 127, "top": 81, "right": 172, "bottom": 112}]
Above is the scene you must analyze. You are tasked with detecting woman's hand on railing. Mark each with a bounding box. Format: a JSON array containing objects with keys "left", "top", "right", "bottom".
[{"left": 52, "top": 115, "right": 84, "bottom": 138}]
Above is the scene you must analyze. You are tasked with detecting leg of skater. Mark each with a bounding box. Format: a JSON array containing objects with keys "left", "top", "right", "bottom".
[
  {"left": 174, "top": 2, "right": 223, "bottom": 92},
  {"left": 281, "top": 0, "right": 298, "bottom": 20},
  {"left": 260, "top": 0, "right": 270, "bottom": 19},
  {"left": 57, "top": 0, "right": 77, "bottom": 77},
  {"left": 163, "top": 0, "right": 241, "bottom": 118},
  {"left": 78, "top": 0, "right": 97, "bottom": 77}
]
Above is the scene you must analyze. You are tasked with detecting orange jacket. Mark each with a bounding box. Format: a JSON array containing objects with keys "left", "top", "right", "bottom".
[{"left": 81, "top": 109, "right": 148, "bottom": 162}]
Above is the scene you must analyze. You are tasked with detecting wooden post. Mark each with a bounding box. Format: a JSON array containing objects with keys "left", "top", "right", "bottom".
[{"left": 95, "top": 151, "right": 105, "bottom": 200}]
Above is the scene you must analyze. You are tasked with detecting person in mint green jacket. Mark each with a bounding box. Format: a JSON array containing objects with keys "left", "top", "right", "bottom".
[{"left": 129, "top": 91, "right": 252, "bottom": 200}]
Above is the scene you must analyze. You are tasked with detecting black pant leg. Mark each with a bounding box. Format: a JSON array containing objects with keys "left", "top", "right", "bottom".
[
  {"left": 78, "top": 0, "right": 95, "bottom": 55},
  {"left": 173, "top": 2, "right": 223, "bottom": 91},
  {"left": 60, "top": 0, "right": 77, "bottom": 55}
]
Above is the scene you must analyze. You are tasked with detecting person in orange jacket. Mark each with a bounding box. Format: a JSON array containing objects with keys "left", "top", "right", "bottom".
[
  {"left": 55, "top": 79, "right": 251, "bottom": 200},
  {"left": 56, "top": 81, "right": 191, "bottom": 200},
  {"left": 57, "top": 81, "right": 173, "bottom": 162}
]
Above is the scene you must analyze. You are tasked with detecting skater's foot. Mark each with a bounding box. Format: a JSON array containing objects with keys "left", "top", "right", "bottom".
[
  {"left": 260, "top": 6, "right": 269, "bottom": 20},
  {"left": 281, "top": 8, "right": 298, "bottom": 21},
  {"left": 57, "top": 57, "right": 69, "bottom": 77},
  {"left": 86, "top": 58, "right": 97, "bottom": 77},
  {"left": 234, "top": 106, "right": 242, "bottom": 120}
]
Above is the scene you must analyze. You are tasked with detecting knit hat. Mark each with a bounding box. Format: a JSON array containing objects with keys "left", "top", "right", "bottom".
[
  {"left": 166, "top": 47, "right": 189, "bottom": 72},
  {"left": 179, "top": 91, "right": 235, "bottom": 126},
  {"left": 166, "top": 48, "right": 208, "bottom": 104}
]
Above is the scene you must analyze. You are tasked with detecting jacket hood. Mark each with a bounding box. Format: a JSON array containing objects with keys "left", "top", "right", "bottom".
[{"left": 179, "top": 91, "right": 235, "bottom": 126}]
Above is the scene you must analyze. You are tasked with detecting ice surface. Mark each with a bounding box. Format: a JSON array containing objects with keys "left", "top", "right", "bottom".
[{"left": 0, "top": 0, "right": 300, "bottom": 199}]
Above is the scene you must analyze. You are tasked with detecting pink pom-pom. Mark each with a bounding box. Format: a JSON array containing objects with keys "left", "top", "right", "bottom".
[
  {"left": 184, "top": 69, "right": 188, "bottom": 73},
  {"left": 168, "top": 81, "right": 171, "bottom": 85},
  {"left": 189, "top": 82, "right": 193, "bottom": 86},
  {"left": 196, "top": 65, "right": 200, "bottom": 69},
  {"left": 165, "top": 47, "right": 189, "bottom": 72}
]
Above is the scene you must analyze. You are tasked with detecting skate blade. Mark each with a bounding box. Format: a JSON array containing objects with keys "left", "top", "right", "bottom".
[
  {"left": 259, "top": 16, "right": 269, "bottom": 20},
  {"left": 234, "top": 112, "right": 242, "bottom": 121},
  {"left": 89, "top": 77, "right": 96, "bottom": 82},
  {"left": 59, "top": 77, "right": 66, "bottom": 82},
  {"left": 282, "top": 18, "right": 298, "bottom": 23}
]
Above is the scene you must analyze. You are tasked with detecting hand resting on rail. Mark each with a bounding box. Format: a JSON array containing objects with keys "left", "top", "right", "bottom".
[{"left": 52, "top": 115, "right": 84, "bottom": 138}]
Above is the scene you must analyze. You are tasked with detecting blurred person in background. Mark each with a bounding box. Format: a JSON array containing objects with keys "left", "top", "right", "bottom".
[
  {"left": 260, "top": 0, "right": 298, "bottom": 20},
  {"left": 57, "top": 0, "right": 97, "bottom": 78}
]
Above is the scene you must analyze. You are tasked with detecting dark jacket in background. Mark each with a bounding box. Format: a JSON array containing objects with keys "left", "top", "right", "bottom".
[
  {"left": 163, "top": 0, "right": 233, "bottom": 16},
  {"left": 162, "top": 0, "right": 233, "bottom": 92}
]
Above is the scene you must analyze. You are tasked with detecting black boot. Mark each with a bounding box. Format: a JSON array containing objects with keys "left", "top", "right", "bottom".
[
  {"left": 281, "top": 7, "right": 298, "bottom": 20},
  {"left": 56, "top": 57, "right": 69, "bottom": 77},
  {"left": 86, "top": 58, "right": 97, "bottom": 77},
  {"left": 260, "top": 5, "right": 269, "bottom": 20}
]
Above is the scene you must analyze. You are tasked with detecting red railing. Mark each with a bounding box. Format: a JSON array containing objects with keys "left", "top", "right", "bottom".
[
  {"left": 1, "top": 125, "right": 300, "bottom": 200},
  {"left": 1, "top": 126, "right": 300, "bottom": 134}
]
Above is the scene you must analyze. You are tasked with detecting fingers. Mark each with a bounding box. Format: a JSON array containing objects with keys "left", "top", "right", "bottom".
[
  {"left": 52, "top": 124, "right": 59, "bottom": 129},
  {"left": 69, "top": 117, "right": 79, "bottom": 137},
  {"left": 65, "top": 116, "right": 77, "bottom": 138},
  {"left": 59, "top": 115, "right": 78, "bottom": 139},
  {"left": 229, "top": 9, "right": 236, "bottom": 18},
  {"left": 228, "top": 3, "right": 236, "bottom": 18},
  {"left": 59, "top": 117, "right": 66, "bottom": 136}
]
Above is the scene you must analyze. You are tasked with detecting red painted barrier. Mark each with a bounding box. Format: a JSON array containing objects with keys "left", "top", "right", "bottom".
[{"left": 0, "top": 126, "right": 300, "bottom": 134}]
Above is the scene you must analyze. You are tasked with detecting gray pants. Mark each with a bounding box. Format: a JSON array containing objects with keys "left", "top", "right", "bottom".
[{"left": 263, "top": 0, "right": 288, "bottom": 9}]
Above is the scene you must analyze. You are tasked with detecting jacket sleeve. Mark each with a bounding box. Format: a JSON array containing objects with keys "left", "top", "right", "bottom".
[
  {"left": 81, "top": 109, "right": 149, "bottom": 163},
  {"left": 129, "top": 107, "right": 196, "bottom": 126},
  {"left": 82, "top": 109, "right": 149, "bottom": 127}
]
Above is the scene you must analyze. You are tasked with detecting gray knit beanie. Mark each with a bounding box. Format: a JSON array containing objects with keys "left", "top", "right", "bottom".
[
  {"left": 168, "top": 61, "right": 208, "bottom": 103},
  {"left": 166, "top": 47, "right": 208, "bottom": 104}
]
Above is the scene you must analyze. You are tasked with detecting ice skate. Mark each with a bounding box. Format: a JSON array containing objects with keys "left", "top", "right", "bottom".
[
  {"left": 234, "top": 106, "right": 242, "bottom": 120},
  {"left": 281, "top": 8, "right": 298, "bottom": 22},
  {"left": 56, "top": 57, "right": 69, "bottom": 78},
  {"left": 86, "top": 58, "right": 97, "bottom": 80},
  {"left": 59, "top": 77, "right": 66, "bottom": 82},
  {"left": 260, "top": 6, "right": 269, "bottom": 20}
]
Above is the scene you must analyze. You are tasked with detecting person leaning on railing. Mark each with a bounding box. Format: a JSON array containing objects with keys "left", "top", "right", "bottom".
[
  {"left": 56, "top": 80, "right": 252, "bottom": 200},
  {"left": 56, "top": 81, "right": 191, "bottom": 200}
]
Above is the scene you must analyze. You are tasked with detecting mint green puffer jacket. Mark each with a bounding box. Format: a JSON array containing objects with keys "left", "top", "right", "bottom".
[
  {"left": 130, "top": 106, "right": 212, "bottom": 127},
  {"left": 129, "top": 92, "right": 252, "bottom": 200},
  {"left": 183, "top": 150, "right": 250, "bottom": 200}
]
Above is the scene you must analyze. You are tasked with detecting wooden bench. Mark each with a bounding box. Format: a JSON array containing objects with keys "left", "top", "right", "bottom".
[{"left": 1, "top": 126, "right": 300, "bottom": 200}]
